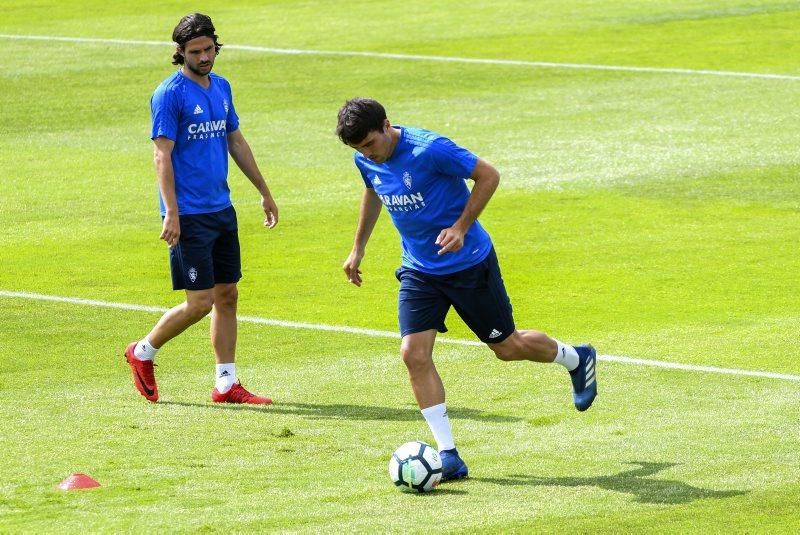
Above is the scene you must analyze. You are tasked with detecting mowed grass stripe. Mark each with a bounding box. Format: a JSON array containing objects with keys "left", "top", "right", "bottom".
[
  {"left": 3, "top": 290, "right": 799, "bottom": 383},
  {"left": 2, "top": 33, "right": 800, "bottom": 81}
]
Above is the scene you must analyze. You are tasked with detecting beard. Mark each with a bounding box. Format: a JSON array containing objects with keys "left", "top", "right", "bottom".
[{"left": 185, "top": 60, "right": 213, "bottom": 77}]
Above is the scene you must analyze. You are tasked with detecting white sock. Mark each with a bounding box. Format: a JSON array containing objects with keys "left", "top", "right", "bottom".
[
  {"left": 134, "top": 338, "right": 158, "bottom": 361},
  {"left": 553, "top": 340, "right": 579, "bottom": 371},
  {"left": 421, "top": 402, "right": 456, "bottom": 451},
  {"left": 215, "top": 363, "right": 236, "bottom": 393}
]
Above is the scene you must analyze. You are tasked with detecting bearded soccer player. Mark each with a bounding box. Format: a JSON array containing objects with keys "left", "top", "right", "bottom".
[
  {"left": 337, "top": 98, "right": 597, "bottom": 480},
  {"left": 124, "top": 13, "right": 278, "bottom": 404}
]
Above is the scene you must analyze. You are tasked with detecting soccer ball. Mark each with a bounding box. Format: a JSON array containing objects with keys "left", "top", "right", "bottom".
[{"left": 388, "top": 441, "right": 442, "bottom": 492}]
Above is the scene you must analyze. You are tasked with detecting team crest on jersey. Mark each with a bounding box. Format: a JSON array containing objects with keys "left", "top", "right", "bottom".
[
  {"left": 223, "top": 99, "right": 229, "bottom": 113},
  {"left": 402, "top": 171, "right": 413, "bottom": 190},
  {"left": 188, "top": 267, "right": 198, "bottom": 283}
]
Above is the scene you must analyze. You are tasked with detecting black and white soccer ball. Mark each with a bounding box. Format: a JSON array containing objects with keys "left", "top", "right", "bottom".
[{"left": 388, "top": 440, "right": 442, "bottom": 492}]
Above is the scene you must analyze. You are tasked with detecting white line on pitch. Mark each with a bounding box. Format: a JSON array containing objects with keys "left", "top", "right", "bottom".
[
  {"left": 2, "top": 33, "right": 799, "bottom": 82},
  {"left": 3, "top": 290, "right": 799, "bottom": 383}
]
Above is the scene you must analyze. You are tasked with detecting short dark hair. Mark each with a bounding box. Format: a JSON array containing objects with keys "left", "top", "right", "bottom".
[
  {"left": 336, "top": 98, "right": 387, "bottom": 145},
  {"left": 171, "top": 13, "right": 222, "bottom": 65}
]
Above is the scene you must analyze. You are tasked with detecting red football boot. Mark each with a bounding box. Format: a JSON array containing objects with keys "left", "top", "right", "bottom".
[
  {"left": 124, "top": 342, "right": 159, "bottom": 402},
  {"left": 212, "top": 381, "right": 272, "bottom": 405}
]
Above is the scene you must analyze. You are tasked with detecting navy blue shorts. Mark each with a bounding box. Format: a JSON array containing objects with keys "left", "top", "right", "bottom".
[
  {"left": 168, "top": 206, "right": 242, "bottom": 291},
  {"left": 395, "top": 248, "right": 516, "bottom": 344}
]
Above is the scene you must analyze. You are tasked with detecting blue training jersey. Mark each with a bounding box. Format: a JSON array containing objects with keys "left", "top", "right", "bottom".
[
  {"left": 354, "top": 127, "right": 493, "bottom": 275},
  {"left": 150, "top": 70, "right": 240, "bottom": 215}
]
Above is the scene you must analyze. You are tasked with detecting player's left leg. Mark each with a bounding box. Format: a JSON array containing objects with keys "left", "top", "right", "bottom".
[
  {"left": 487, "top": 329, "right": 556, "bottom": 362},
  {"left": 207, "top": 207, "right": 271, "bottom": 405},
  {"left": 208, "top": 282, "right": 268, "bottom": 404},
  {"left": 210, "top": 282, "right": 237, "bottom": 365},
  {"left": 487, "top": 331, "right": 596, "bottom": 409},
  {"left": 451, "top": 248, "right": 597, "bottom": 411}
]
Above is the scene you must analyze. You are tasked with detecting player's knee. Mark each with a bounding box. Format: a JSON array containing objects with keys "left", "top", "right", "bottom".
[
  {"left": 400, "top": 344, "right": 432, "bottom": 372},
  {"left": 214, "top": 285, "right": 238, "bottom": 309},
  {"left": 489, "top": 336, "right": 520, "bottom": 361},
  {"left": 491, "top": 345, "right": 517, "bottom": 361},
  {"left": 185, "top": 298, "right": 213, "bottom": 320}
]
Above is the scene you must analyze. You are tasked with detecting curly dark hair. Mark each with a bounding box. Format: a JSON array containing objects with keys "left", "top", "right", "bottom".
[
  {"left": 336, "top": 98, "right": 388, "bottom": 145},
  {"left": 171, "top": 13, "right": 222, "bottom": 65}
]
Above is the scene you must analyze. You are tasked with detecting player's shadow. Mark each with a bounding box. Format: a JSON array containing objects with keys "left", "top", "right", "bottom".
[
  {"left": 476, "top": 462, "right": 747, "bottom": 505},
  {"left": 158, "top": 400, "right": 521, "bottom": 423},
  {"left": 271, "top": 402, "right": 521, "bottom": 423},
  {"left": 413, "top": 487, "right": 468, "bottom": 496}
]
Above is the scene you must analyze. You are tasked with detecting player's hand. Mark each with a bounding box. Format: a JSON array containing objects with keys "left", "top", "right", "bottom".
[
  {"left": 262, "top": 194, "right": 279, "bottom": 228},
  {"left": 161, "top": 212, "right": 180, "bottom": 248},
  {"left": 343, "top": 250, "right": 365, "bottom": 286},
  {"left": 435, "top": 226, "right": 465, "bottom": 255}
]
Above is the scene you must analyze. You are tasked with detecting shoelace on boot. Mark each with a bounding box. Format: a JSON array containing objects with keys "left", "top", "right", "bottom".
[{"left": 225, "top": 383, "right": 254, "bottom": 402}]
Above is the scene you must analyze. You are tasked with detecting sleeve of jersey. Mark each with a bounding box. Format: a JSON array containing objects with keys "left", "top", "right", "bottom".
[
  {"left": 354, "top": 154, "right": 373, "bottom": 188},
  {"left": 224, "top": 81, "right": 240, "bottom": 133},
  {"left": 429, "top": 137, "right": 479, "bottom": 179},
  {"left": 150, "top": 86, "right": 179, "bottom": 141}
]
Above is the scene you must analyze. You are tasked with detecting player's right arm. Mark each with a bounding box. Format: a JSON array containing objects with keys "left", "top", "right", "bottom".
[
  {"left": 152, "top": 136, "right": 179, "bottom": 247},
  {"left": 343, "top": 188, "right": 382, "bottom": 287}
]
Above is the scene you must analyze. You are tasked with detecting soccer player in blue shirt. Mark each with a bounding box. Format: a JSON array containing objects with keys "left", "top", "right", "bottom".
[
  {"left": 124, "top": 13, "right": 278, "bottom": 404},
  {"left": 337, "top": 98, "right": 597, "bottom": 480}
]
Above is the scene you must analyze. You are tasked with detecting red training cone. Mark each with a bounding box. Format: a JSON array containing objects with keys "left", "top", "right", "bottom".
[{"left": 58, "top": 473, "right": 101, "bottom": 490}]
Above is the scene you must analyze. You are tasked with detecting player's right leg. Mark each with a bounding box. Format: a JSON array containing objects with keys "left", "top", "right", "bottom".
[
  {"left": 400, "top": 330, "right": 443, "bottom": 409},
  {"left": 396, "top": 267, "right": 468, "bottom": 480},
  {"left": 124, "top": 342, "right": 159, "bottom": 402},
  {"left": 401, "top": 330, "right": 468, "bottom": 481},
  {"left": 124, "top": 290, "right": 213, "bottom": 402},
  {"left": 125, "top": 211, "right": 218, "bottom": 402},
  {"left": 147, "top": 289, "right": 215, "bottom": 347}
]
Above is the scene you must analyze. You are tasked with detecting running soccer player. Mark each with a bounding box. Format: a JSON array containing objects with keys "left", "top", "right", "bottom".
[
  {"left": 337, "top": 98, "right": 597, "bottom": 480},
  {"left": 124, "top": 13, "right": 278, "bottom": 404}
]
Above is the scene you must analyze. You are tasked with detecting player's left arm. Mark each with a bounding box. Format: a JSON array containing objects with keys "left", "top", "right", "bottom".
[
  {"left": 227, "top": 128, "right": 278, "bottom": 228},
  {"left": 436, "top": 158, "right": 500, "bottom": 255}
]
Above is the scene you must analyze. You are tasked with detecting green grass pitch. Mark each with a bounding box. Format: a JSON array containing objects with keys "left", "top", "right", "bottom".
[{"left": 1, "top": 0, "right": 799, "bottom": 532}]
